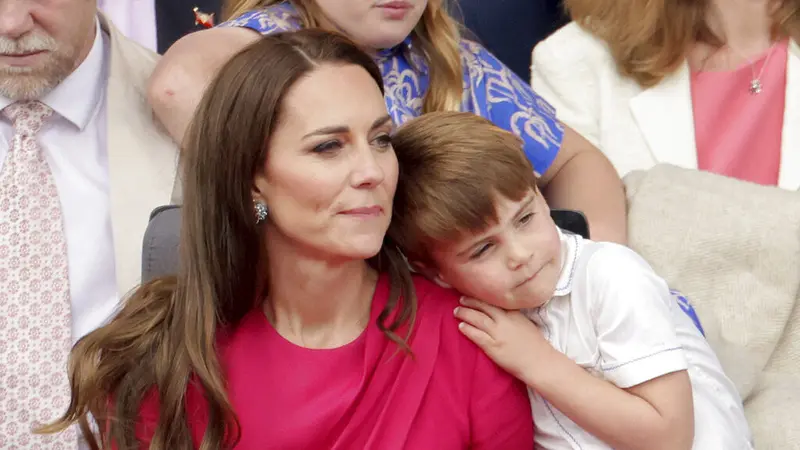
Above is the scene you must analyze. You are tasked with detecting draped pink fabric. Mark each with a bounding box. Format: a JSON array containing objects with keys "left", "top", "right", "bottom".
[{"left": 136, "top": 275, "right": 533, "bottom": 449}]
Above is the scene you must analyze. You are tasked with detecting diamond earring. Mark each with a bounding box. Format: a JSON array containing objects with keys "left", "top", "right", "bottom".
[{"left": 254, "top": 200, "right": 269, "bottom": 224}]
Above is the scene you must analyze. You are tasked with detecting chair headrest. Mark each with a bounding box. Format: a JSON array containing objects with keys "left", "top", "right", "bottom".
[{"left": 141, "top": 205, "right": 181, "bottom": 282}]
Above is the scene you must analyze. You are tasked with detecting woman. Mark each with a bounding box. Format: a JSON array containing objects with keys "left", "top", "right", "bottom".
[
  {"left": 41, "top": 30, "right": 533, "bottom": 449},
  {"left": 147, "top": 0, "right": 628, "bottom": 244},
  {"left": 532, "top": 0, "right": 800, "bottom": 190}
]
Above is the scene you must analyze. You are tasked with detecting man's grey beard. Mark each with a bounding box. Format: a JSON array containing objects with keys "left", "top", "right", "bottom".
[{"left": 0, "top": 33, "right": 76, "bottom": 100}]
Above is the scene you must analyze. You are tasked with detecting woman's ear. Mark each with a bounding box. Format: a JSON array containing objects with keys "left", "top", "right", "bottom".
[
  {"left": 252, "top": 172, "right": 266, "bottom": 198},
  {"left": 410, "top": 260, "right": 452, "bottom": 289},
  {"left": 252, "top": 168, "right": 272, "bottom": 206}
]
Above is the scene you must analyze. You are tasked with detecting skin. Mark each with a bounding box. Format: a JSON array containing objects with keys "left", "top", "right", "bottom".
[
  {"left": 689, "top": 0, "right": 776, "bottom": 71},
  {"left": 313, "top": 0, "right": 427, "bottom": 51},
  {"left": 0, "top": 0, "right": 96, "bottom": 100},
  {"left": 429, "top": 190, "right": 562, "bottom": 311},
  {"left": 423, "top": 188, "right": 694, "bottom": 450},
  {"left": 252, "top": 63, "right": 398, "bottom": 349}
]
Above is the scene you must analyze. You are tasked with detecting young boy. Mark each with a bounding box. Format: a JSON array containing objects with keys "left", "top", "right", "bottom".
[{"left": 389, "top": 112, "right": 753, "bottom": 449}]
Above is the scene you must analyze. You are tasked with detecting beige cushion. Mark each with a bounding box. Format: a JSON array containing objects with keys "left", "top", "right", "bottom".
[{"left": 624, "top": 164, "right": 800, "bottom": 449}]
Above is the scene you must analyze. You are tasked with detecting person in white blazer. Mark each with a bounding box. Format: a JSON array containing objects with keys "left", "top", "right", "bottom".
[{"left": 531, "top": 0, "right": 800, "bottom": 191}]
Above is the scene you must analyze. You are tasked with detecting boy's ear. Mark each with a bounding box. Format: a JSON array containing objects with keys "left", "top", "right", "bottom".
[
  {"left": 431, "top": 276, "right": 453, "bottom": 289},
  {"left": 410, "top": 260, "right": 452, "bottom": 289}
]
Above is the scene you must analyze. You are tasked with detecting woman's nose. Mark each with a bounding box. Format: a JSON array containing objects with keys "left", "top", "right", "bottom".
[{"left": 351, "top": 145, "right": 386, "bottom": 188}]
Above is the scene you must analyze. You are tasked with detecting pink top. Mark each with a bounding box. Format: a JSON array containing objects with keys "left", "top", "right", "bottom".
[
  {"left": 691, "top": 39, "right": 789, "bottom": 185},
  {"left": 134, "top": 275, "right": 533, "bottom": 449}
]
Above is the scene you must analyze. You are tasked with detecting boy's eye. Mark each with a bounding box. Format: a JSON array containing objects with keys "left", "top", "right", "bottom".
[
  {"left": 518, "top": 212, "right": 535, "bottom": 225},
  {"left": 469, "top": 243, "right": 493, "bottom": 260}
]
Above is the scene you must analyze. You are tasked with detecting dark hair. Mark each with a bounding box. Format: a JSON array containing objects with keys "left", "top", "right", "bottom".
[
  {"left": 389, "top": 111, "right": 538, "bottom": 265},
  {"left": 40, "top": 29, "right": 416, "bottom": 450}
]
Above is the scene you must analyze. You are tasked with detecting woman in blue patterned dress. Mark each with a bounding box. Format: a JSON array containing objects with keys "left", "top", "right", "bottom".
[{"left": 148, "top": 0, "right": 628, "bottom": 243}]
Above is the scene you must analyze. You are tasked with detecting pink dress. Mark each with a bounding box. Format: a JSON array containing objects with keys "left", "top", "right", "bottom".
[
  {"left": 134, "top": 275, "right": 533, "bottom": 449},
  {"left": 691, "top": 39, "right": 789, "bottom": 185}
]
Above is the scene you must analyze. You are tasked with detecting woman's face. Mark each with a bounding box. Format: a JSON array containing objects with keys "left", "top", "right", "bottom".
[
  {"left": 254, "top": 63, "right": 398, "bottom": 262},
  {"left": 313, "top": 0, "right": 428, "bottom": 50}
]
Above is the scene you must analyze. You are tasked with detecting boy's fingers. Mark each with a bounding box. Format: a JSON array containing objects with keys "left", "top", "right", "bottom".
[
  {"left": 459, "top": 296, "right": 504, "bottom": 320},
  {"left": 458, "top": 322, "right": 493, "bottom": 348},
  {"left": 454, "top": 306, "right": 494, "bottom": 333}
]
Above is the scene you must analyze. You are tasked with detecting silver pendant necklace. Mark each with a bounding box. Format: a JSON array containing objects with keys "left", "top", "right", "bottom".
[{"left": 726, "top": 42, "right": 777, "bottom": 95}]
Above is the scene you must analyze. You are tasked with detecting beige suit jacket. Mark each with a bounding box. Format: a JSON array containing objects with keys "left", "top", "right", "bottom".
[{"left": 100, "top": 14, "right": 179, "bottom": 295}]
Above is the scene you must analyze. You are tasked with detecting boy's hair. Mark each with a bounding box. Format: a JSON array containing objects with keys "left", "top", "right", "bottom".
[{"left": 389, "top": 111, "right": 538, "bottom": 265}]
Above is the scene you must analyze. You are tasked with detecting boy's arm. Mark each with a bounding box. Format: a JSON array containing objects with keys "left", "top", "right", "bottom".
[
  {"left": 525, "top": 343, "right": 693, "bottom": 450},
  {"left": 455, "top": 244, "right": 695, "bottom": 450},
  {"left": 456, "top": 299, "right": 694, "bottom": 450},
  {"left": 456, "top": 300, "right": 693, "bottom": 450}
]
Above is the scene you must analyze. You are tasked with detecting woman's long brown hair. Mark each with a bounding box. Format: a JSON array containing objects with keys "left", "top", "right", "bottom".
[
  {"left": 224, "top": 0, "right": 465, "bottom": 113},
  {"left": 565, "top": 0, "right": 800, "bottom": 87},
  {"left": 39, "top": 29, "right": 417, "bottom": 450}
]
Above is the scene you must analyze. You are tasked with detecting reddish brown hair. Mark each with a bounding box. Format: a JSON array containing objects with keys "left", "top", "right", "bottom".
[
  {"left": 565, "top": 0, "right": 800, "bottom": 87},
  {"left": 388, "top": 111, "right": 538, "bottom": 265}
]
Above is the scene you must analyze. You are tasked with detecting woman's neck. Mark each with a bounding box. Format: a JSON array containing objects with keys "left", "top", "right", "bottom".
[
  {"left": 706, "top": 0, "right": 774, "bottom": 54},
  {"left": 263, "top": 232, "right": 379, "bottom": 349}
]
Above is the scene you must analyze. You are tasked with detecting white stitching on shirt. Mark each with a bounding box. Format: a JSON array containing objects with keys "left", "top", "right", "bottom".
[
  {"left": 601, "top": 346, "right": 684, "bottom": 372},
  {"left": 543, "top": 399, "right": 584, "bottom": 449},
  {"left": 553, "top": 233, "right": 580, "bottom": 296}
]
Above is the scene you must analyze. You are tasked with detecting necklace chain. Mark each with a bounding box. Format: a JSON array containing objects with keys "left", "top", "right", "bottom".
[{"left": 725, "top": 42, "right": 777, "bottom": 95}]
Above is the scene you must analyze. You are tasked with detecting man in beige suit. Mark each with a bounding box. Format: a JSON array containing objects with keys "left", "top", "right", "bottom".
[{"left": 0, "top": 0, "right": 177, "bottom": 447}]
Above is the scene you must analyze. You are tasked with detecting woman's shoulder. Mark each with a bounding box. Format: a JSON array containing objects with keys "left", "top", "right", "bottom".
[
  {"left": 533, "top": 22, "right": 615, "bottom": 69},
  {"left": 409, "top": 275, "right": 480, "bottom": 352},
  {"left": 411, "top": 274, "right": 460, "bottom": 315},
  {"left": 457, "top": 22, "right": 607, "bottom": 70},
  {"left": 457, "top": 38, "right": 506, "bottom": 73},
  {"left": 219, "top": 1, "right": 302, "bottom": 34},
  {"left": 407, "top": 275, "right": 532, "bottom": 435}
]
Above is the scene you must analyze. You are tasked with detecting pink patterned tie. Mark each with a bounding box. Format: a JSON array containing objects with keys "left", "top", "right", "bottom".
[{"left": 0, "top": 101, "right": 76, "bottom": 448}]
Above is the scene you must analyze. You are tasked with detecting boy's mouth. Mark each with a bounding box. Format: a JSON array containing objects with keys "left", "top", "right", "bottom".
[{"left": 514, "top": 265, "right": 543, "bottom": 288}]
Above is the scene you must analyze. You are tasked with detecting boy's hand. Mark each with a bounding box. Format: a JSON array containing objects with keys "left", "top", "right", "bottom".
[{"left": 454, "top": 297, "right": 550, "bottom": 382}]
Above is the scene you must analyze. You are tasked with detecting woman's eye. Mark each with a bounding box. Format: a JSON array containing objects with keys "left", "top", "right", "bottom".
[
  {"left": 373, "top": 134, "right": 393, "bottom": 148},
  {"left": 312, "top": 140, "right": 343, "bottom": 153}
]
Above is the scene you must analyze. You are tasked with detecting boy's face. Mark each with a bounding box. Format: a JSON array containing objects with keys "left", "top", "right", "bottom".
[{"left": 427, "top": 189, "right": 562, "bottom": 310}]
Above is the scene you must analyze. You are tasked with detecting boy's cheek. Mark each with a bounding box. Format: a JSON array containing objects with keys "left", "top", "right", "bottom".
[
  {"left": 457, "top": 271, "right": 509, "bottom": 307},
  {"left": 435, "top": 258, "right": 512, "bottom": 307}
]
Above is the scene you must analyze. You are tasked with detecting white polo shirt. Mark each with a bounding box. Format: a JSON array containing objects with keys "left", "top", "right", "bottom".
[{"left": 525, "top": 231, "right": 753, "bottom": 449}]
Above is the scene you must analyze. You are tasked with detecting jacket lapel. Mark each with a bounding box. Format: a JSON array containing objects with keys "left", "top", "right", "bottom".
[
  {"left": 778, "top": 40, "right": 800, "bottom": 190},
  {"left": 629, "top": 62, "right": 699, "bottom": 170},
  {"left": 102, "top": 14, "right": 179, "bottom": 293}
]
